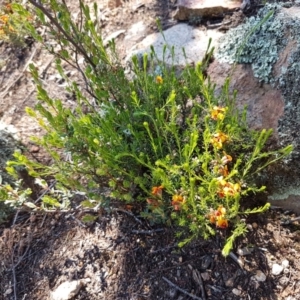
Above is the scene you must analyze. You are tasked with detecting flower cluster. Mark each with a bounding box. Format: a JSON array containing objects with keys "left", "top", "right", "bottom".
[
  {"left": 147, "top": 186, "right": 185, "bottom": 212},
  {"left": 147, "top": 185, "right": 164, "bottom": 210},
  {"left": 210, "top": 106, "right": 227, "bottom": 121},
  {"left": 217, "top": 177, "right": 240, "bottom": 198},
  {"left": 207, "top": 205, "right": 228, "bottom": 228},
  {"left": 212, "top": 152, "right": 232, "bottom": 177},
  {"left": 210, "top": 131, "right": 229, "bottom": 149},
  {"left": 171, "top": 194, "right": 185, "bottom": 211}
]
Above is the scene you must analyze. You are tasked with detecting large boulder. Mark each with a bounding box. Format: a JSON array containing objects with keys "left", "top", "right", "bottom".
[{"left": 126, "top": 23, "right": 223, "bottom": 66}]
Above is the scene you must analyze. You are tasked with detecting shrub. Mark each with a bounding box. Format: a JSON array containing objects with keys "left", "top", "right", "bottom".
[
  {"left": 0, "top": 1, "right": 33, "bottom": 46},
  {"left": 2, "top": 0, "right": 292, "bottom": 255}
]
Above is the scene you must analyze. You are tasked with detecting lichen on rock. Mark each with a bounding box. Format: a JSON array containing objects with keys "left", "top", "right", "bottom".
[{"left": 215, "top": 4, "right": 286, "bottom": 83}]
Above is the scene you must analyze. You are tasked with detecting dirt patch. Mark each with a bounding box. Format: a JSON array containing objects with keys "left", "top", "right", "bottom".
[{"left": 2, "top": 207, "right": 300, "bottom": 300}]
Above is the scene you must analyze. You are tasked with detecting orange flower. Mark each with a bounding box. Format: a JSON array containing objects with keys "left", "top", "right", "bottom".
[
  {"left": 211, "top": 106, "right": 227, "bottom": 121},
  {"left": 151, "top": 185, "right": 163, "bottom": 196},
  {"left": 0, "top": 15, "right": 9, "bottom": 24},
  {"left": 216, "top": 205, "right": 226, "bottom": 216},
  {"left": 217, "top": 177, "right": 240, "bottom": 198},
  {"left": 171, "top": 194, "right": 184, "bottom": 211},
  {"left": 216, "top": 217, "right": 228, "bottom": 228},
  {"left": 210, "top": 132, "right": 229, "bottom": 149},
  {"left": 221, "top": 153, "right": 232, "bottom": 165},
  {"left": 207, "top": 205, "right": 228, "bottom": 228},
  {"left": 156, "top": 75, "right": 163, "bottom": 84},
  {"left": 218, "top": 165, "right": 229, "bottom": 177}
]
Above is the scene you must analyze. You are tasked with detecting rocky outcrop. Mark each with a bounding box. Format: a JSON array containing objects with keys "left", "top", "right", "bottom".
[
  {"left": 173, "top": 0, "right": 242, "bottom": 21},
  {"left": 127, "top": 3, "right": 300, "bottom": 212},
  {"left": 127, "top": 23, "right": 223, "bottom": 66},
  {"left": 209, "top": 4, "right": 300, "bottom": 211}
]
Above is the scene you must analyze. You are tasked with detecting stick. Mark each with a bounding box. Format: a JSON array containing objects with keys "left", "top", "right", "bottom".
[
  {"left": 131, "top": 229, "right": 164, "bottom": 234},
  {"left": 192, "top": 269, "right": 206, "bottom": 300},
  {"left": 229, "top": 251, "right": 244, "bottom": 268},
  {"left": 113, "top": 208, "right": 143, "bottom": 225},
  {"left": 0, "top": 47, "right": 38, "bottom": 100},
  {"left": 162, "top": 276, "right": 203, "bottom": 300}
]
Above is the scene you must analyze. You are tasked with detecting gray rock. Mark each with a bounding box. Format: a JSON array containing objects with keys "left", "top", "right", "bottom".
[
  {"left": 255, "top": 270, "right": 267, "bottom": 282},
  {"left": 127, "top": 23, "right": 223, "bottom": 67},
  {"left": 173, "top": 0, "right": 241, "bottom": 21},
  {"left": 272, "top": 264, "right": 284, "bottom": 276}
]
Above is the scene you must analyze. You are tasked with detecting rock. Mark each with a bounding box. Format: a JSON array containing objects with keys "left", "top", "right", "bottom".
[
  {"left": 127, "top": 23, "right": 223, "bottom": 67},
  {"left": 254, "top": 270, "right": 266, "bottom": 282},
  {"left": 29, "top": 145, "right": 40, "bottom": 153},
  {"left": 207, "top": 4, "right": 300, "bottom": 212},
  {"left": 4, "top": 288, "right": 12, "bottom": 295},
  {"left": 201, "top": 272, "right": 210, "bottom": 281},
  {"left": 104, "top": 29, "right": 126, "bottom": 46},
  {"left": 50, "top": 279, "right": 90, "bottom": 300},
  {"left": 225, "top": 277, "right": 235, "bottom": 287},
  {"left": 107, "top": 0, "right": 122, "bottom": 9},
  {"left": 272, "top": 263, "right": 284, "bottom": 276},
  {"left": 282, "top": 259, "right": 289, "bottom": 268},
  {"left": 232, "top": 288, "right": 242, "bottom": 296},
  {"left": 237, "top": 247, "right": 253, "bottom": 256},
  {"left": 173, "top": 0, "right": 241, "bottom": 21}
]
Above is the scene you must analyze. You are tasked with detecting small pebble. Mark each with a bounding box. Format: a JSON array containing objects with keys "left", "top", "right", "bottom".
[
  {"left": 237, "top": 247, "right": 253, "bottom": 256},
  {"left": 225, "top": 277, "right": 235, "bottom": 287},
  {"left": 232, "top": 288, "right": 241, "bottom": 296},
  {"left": 4, "top": 288, "right": 12, "bottom": 295},
  {"left": 255, "top": 270, "right": 266, "bottom": 282},
  {"left": 252, "top": 222, "right": 258, "bottom": 229},
  {"left": 201, "top": 272, "right": 210, "bottom": 281},
  {"left": 282, "top": 259, "right": 289, "bottom": 268},
  {"left": 272, "top": 263, "right": 284, "bottom": 275}
]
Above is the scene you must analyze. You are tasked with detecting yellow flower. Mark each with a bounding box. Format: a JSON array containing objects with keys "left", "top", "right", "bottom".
[
  {"left": 216, "top": 217, "right": 228, "bottom": 228},
  {"left": 210, "top": 106, "right": 227, "bottom": 121},
  {"left": 217, "top": 177, "right": 240, "bottom": 198},
  {"left": 171, "top": 194, "right": 184, "bottom": 211},
  {"left": 0, "top": 15, "right": 9, "bottom": 24},
  {"left": 207, "top": 205, "right": 229, "bottom": 228},
  {"left": 156, "top": 75, "right": 163, "bottom": 84},
  {"left": 210, "top": 132, "right": 229, "bottom": 149}
]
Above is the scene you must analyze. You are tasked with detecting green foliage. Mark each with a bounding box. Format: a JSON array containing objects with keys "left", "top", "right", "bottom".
[
  {"left": 1, "top": 0, "right": 293, "bottom": 255},
  {"left": 0, "top": 1, "right": 33, "bottom": 46}
]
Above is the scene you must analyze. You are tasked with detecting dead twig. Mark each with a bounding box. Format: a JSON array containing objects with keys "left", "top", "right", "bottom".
[
  {"left": 113, "top": 208, "right": 143, "bottom": 225},
  {"left": 0, "top": 46, "right": 38, "bottom": 101},
  {"left": 11, "top": 234, "right": 32, "bottom": 300},
  {"left": 192, "top": 269, "right": 206, "bottom": 300},
  {"left": 229, "top": 251, "right": 244, "bottom": 269},
  {"left": 162, "top": 276, "right": 203, "bottom": 300},
  {"left": 131, "top": 229, "right": 164, "bottom": 234}
]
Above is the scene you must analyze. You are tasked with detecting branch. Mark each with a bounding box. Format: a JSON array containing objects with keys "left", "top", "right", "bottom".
[{"left": 27, "top": 0, "right": 96, "bottom": 68}]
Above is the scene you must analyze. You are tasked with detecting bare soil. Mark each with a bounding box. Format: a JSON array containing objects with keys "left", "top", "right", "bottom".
[{"left": 1, "top": 1, "right": 300, "bottom": 300}]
